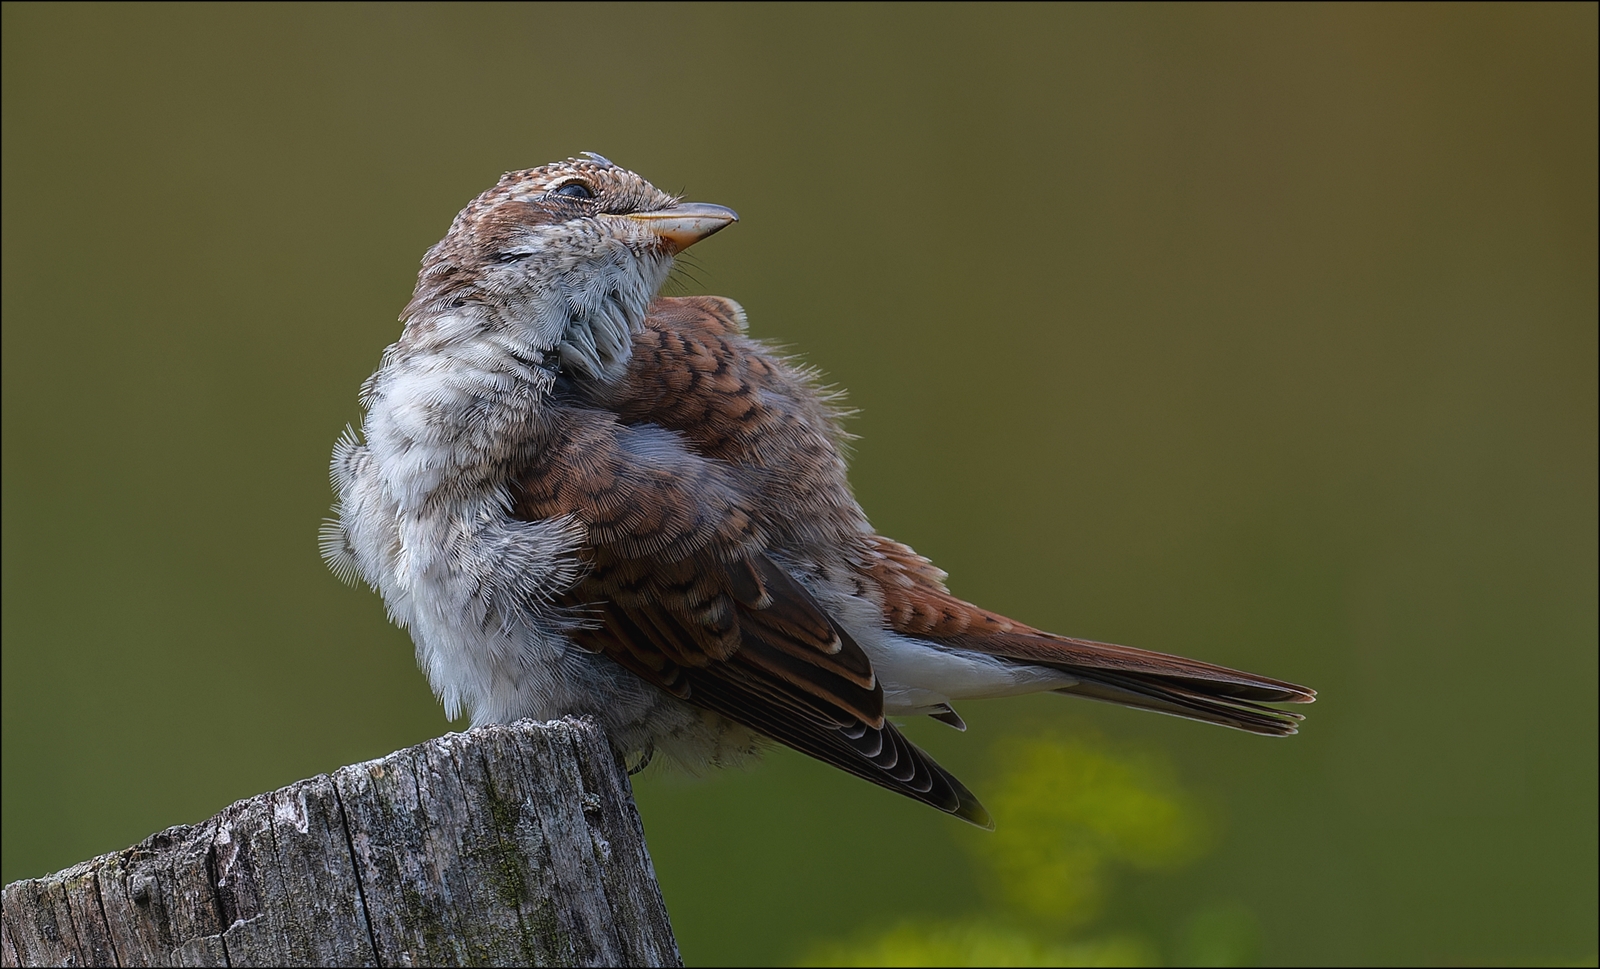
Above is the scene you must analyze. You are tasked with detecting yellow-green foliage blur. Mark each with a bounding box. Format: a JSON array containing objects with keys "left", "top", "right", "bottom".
[{"left": 806, "top": 737, "right": 1256, "bottom": 966}]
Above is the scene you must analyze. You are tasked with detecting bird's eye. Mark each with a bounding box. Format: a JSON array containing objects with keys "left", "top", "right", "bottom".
[{"left": 553, "top": 181, "right": 594, "bottom": 200}]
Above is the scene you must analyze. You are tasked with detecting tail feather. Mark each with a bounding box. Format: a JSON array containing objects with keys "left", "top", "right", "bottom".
[
  {"left": 946, "top": 632, "right": 1314, "bottom": 704},
  {"left": 939, "top": 632, "right": 1314, "bottom": 735},
  {"left": 862, "top": 532, "right": 1315, "bottom": 737},
  {"left": 1053, "top": 671, "right": 1305, "bottom": 736}
]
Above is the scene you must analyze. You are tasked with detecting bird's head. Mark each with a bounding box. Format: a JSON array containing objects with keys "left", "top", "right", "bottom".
[{"left": 403, "top": 154, "right": 737, "bottom": 381}]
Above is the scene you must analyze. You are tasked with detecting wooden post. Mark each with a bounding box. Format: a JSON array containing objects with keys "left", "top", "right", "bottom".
[{"left": 0, "top": 717, "right": 680, "bottom": 968}]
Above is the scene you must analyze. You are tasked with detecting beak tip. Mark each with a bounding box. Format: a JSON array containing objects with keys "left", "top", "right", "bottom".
[{"left": 629, "top": 201, "right": 740, "bottom": 252}]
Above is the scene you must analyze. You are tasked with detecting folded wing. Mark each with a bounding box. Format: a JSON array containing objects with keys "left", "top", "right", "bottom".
[{"left": 513, "top": 408, "right": 992, "bottom": 826}]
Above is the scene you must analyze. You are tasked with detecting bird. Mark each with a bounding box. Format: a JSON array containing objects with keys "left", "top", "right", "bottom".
[{"left": 321, "top": 154, "right": 1314, "bottom": 828}]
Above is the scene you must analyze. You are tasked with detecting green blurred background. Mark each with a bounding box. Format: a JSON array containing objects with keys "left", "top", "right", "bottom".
[{"left": 3, "top": 3, "right": 1595, "bottom": 965}]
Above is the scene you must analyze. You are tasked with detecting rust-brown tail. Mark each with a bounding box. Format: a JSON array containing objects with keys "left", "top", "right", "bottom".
[
  {"left": 864, "top": 534, "right": 1314, "bottom": 735},
  {"left": 943, "top": 631, "right": 1315, "bottom": 736}
]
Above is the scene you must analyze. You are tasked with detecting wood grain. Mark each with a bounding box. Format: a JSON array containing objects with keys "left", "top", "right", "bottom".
[{"left": 1, "top": 718, "right": 679, "bottom": 968}]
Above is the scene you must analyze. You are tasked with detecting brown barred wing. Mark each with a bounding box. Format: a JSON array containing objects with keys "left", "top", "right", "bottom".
[
  {"left": 571, "top": 552, "right": 991, "bottom": 827},
  {"left": 513, "top": 409, "right": 990, "bottom": 825}
]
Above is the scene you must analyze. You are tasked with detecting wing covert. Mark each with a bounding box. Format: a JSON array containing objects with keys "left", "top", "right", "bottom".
[{"left": 513, "top": 406, "right": 990, "bottom": 824}]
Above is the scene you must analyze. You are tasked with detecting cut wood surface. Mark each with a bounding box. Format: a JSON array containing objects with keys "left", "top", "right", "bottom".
[{"left": 1, "top": 717, "right": 680, "bottom": 968}]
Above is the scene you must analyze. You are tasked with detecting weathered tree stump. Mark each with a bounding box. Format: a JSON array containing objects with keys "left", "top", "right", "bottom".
[{"left": 0, "top": 717, "right": 680, "bottom": 968}]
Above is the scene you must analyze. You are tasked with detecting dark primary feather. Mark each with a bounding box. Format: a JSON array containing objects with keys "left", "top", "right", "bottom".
[{"left": 574, "top": 556, "right": 991, "bottom": 826}]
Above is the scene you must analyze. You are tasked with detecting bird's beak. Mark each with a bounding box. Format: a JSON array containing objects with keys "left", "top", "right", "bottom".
[{"left": 624, "top": 202, "right": 738, "bottom": 253}]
